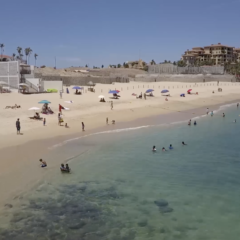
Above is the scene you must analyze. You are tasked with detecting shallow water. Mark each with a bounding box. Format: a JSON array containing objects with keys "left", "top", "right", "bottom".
[{"left": 1, "top": 104, "right": 240, "bottom": 240}]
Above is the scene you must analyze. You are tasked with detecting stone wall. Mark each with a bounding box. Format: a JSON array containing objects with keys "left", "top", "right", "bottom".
[
  {"left": 135, "top": 74, "right": 235, "bottom": 83},
  {"left": 148, "top": 64, "right": 225, "bottom": 75},
  {"left": 36, "top": 73, "right": 129, "bottom": 85}
]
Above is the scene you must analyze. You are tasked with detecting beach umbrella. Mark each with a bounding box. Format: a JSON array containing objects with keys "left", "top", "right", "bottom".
[
  {"left": 88, "top": 81, "right": 95, "bottom": 86},
  {"left": 98, "top": 95, "right": 105, "bottom": 99},
  {"left": 28, "top": 107, "right": 40, "bottom": 111},
  {"left": 146, "top": 89, "right": 154, "bottom": 93},
  {"left": 0, "top": 81, "right": 8, "bottom": 85},
  {"left": 72, "top": 86, "right": 82, "bottom": 90},
  {"left": 115, "top": 90, "right": 120, "bottom": 93},
  {"left": 161, "top": 89, "right": 169, "bottom": 93},
  {"left": 187, "top": 89, "right": 192, "bottom": 92},
  {"left": 108, "top": 90, "right": 119, "bottom": 94},
  {"left": 180, "top": 94, "right": 185, "bottom": 97},
  {"left": 38, "top": 100, "right": 51, "bottom": 104}
]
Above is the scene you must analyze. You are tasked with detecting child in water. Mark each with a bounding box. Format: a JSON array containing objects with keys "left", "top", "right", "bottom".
[
  {"left": 152, "top": 146, "right": 156, "bottom": 151},
  {"left": 162, "top": 147, "right": 166, "bottom": 152}
]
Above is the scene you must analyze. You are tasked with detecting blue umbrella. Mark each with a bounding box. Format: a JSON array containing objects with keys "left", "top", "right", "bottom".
[
  {"left": 72, "top": 86, "right": 82, "bottom": 90},
  {"left": 161, "top": 89, "right": 169, "bottom": 93},
  {"left": 146, "top": 89, "right": 154, "bottom": 93},
  {"left": 109, "top": 90, "right": 119, "bottom": 94},
  {"left": 38, "top": 100, "right": 51, "bottom": 104}
]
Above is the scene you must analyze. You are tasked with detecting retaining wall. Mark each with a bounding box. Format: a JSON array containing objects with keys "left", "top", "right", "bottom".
[
  {"left": 134, "top": 74, "right": 235, "bottom": 83},
  {"left": 148, "top": 64, "right": 225, "bottom": 75}
]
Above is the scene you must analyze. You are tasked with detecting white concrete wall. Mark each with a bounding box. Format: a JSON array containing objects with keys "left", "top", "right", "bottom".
[
  {"left": 0, "top": 61, "right": 20, "bottom": 89},
  {"left": 42, "top": 81, "right": 63, "bottom": 92}
]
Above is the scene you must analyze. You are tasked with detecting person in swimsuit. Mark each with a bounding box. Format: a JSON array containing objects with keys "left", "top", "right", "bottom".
[
  {"left": 162, "top": 147, "right": 166, "bottom": 151},
  {"left": 223, "top": 113, "right": 225, "bottom": 117},
  {"left": 60, "top": 164, "right": 67, "bottom": 172},
  {"left": 194, "top": 121, "right": 197, "bottom": 126},
  {"left": 169, "top": 144, "right": 173, "bottom": 150},
  {"left": 152, "top": 146, "right": 156, "bottom": 151},
  {"left": 66, "top": 164, "right": 70, "bottom": 172},
  {"left": 182, "top": 141, "right": 187, "bottom": 145},
  {"left": 39, "top": 159, "right": 47, "bottom": 168}
]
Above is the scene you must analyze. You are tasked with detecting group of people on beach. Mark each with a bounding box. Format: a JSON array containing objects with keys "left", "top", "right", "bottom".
[{"left": 152, "top": 142, "right": 187, "bottom": 152}]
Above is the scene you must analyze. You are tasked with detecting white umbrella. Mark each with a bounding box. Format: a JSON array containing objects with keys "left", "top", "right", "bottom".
[
  {"left": 28, "top": 107, "right": 40, "bottom": 111},
  {"left": 98, "top": 95, "right": 105, "bottom": 99},
  {"left": 0, "top": 81, "right": 8, "bottom": 85},
  {"left": 19, "top": 83, "right": 29, "bottom": 86}
]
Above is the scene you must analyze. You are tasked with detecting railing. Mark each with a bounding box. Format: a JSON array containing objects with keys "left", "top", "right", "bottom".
[{"left": 25, "top": 79, "right": 38, "bottom": 92}]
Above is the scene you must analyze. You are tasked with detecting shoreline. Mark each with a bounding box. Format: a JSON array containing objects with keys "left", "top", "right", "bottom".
[{"left": 0, "top": 94, "right": 239, "bottom": 208}]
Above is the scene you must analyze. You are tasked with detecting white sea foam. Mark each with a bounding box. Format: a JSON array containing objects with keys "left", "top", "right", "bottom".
[{"left": 49, "top": 125, "right": 151, "bottom": 149}]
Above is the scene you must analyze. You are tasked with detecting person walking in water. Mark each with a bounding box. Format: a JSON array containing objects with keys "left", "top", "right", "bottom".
[
  {"left": 82, "top": 122, "right": 85, "bottom": 131},
  {"left": 223, "top": 113, "right": 225, "bottom": 117},
  {"left": 237, "top": 103, "right": 239, "bottom": 108},
  {"left": 16, "top": 118, "right": 21, "bottom": 135},
  {"left": 194, "top": 120, "right": 197, "bottom": 126}
]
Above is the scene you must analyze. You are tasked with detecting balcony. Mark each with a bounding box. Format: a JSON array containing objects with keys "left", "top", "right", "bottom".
[{"left": 20, "top": 66, "right": 31, "bottom": 74}]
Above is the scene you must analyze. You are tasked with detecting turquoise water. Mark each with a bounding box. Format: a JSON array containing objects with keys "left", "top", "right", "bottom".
[{"left": 2, "top": 104, "right": 240, "bottom": 240}]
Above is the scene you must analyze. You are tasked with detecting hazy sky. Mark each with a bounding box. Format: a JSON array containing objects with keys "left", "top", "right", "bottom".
[{"left": 1, "top": 0, "right": 240, "bottom": 68}]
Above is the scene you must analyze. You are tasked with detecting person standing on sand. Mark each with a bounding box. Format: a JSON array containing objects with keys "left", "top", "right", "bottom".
[
  {"left": 82, "top": 122, "right": 85, "bottom": 131},
  {"left": 60, "top": 90, "right": 62, "bottom": 99},
  {"left": 111, "top": 101, "right": 113, "bottom": 110},
  {"left": 43, "top": 118, "right": 46, "bottom": 126},
  {"left": 16, "top": 118, "right": 21, "bottom": 134},
  {"left": 106, "top": 117, "right": 108, "bottom": 124},
  {"left": 144, "top": 93, "right": 146, "bottom": 100}
]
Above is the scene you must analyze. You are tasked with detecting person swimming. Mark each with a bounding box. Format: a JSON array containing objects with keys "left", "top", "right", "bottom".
[
  {"left": 162, "top": 147, "right": 167, "bottom": 151},
  {"left": 182, "top": 141, "right": 187, "bottom": 145},
  {"left": 169, "top": 144, "right": 173, "bottom": 150},
  {"left": 65, "top": 164, "right": 70, "bottom": 172},
  {"left": 194, "top": 121, "right": 197, "bottom": 125},
  {"left": 152, "top": 146, "right": 156, "bottom": 151}
]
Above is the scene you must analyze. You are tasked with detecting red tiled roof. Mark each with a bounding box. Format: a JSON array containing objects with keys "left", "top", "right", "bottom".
[{"left": 0, "top": 54, "right": 12, "bottom": 59}]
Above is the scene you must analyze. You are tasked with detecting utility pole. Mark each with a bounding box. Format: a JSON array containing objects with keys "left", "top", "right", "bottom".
[{"left": 55, "top": 56, "right": 57, "bottom": 69}]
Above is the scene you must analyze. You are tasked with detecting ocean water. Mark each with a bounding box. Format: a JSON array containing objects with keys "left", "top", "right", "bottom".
[{"left": 1, "top": 104, "right": 240, "bottom": 240}]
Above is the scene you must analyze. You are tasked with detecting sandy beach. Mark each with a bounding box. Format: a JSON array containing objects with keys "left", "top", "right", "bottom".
[{"left": 0, "top": 81, "right": 240, "bottom": 207}]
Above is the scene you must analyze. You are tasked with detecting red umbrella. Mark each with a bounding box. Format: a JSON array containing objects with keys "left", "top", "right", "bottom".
[
  {"left": 187, "top": 89, "right": 192, "bottom": 92},
  {"left": 116, "top": 90, "right": 120, "bottom": 93}
]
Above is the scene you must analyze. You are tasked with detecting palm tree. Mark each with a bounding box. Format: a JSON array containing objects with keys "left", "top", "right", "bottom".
[
  {"left": 0, "top": 43, "right": 4, "bottom": 60},
  {"left": 34, "top": 53, "right": 38, "bottom": 66},
  {"left": 24, "top": 47, "right": 33, "bottom": 64},
  {"left": 17, "top": 47, "right": 22, "bottom": 60},
  {"left": 12, "top": 53, "right": 16, "bottom": 61}
]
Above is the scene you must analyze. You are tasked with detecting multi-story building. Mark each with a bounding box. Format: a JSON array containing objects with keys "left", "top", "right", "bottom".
[{"left": 182, "top": 43, "right": 239, "bottom": 65}]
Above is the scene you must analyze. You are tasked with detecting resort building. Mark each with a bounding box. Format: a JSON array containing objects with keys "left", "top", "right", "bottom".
[{"left": 182, "top": 43, "right": 239, "bottom": 65}]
